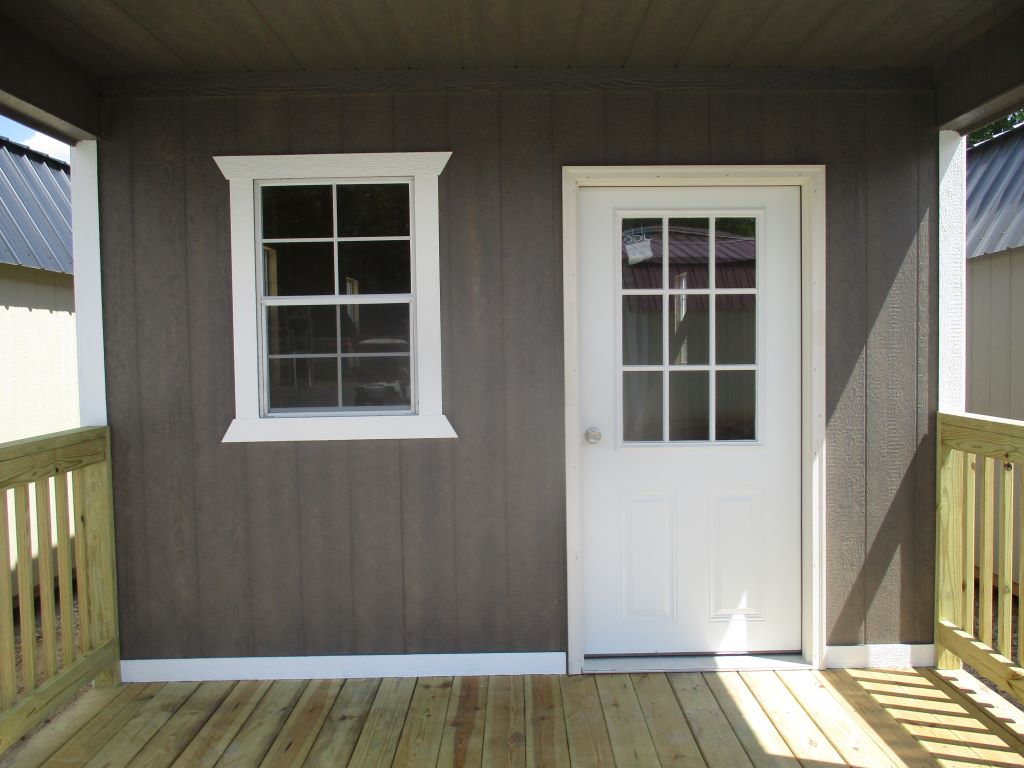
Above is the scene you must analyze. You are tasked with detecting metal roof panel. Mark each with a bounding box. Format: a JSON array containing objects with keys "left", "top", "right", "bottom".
[
  {"left": 967, "top": 125, "right": 1024, "bottom": 259},
  {"left": 0, "top": 137, "right": 72, "bottom": 274}
]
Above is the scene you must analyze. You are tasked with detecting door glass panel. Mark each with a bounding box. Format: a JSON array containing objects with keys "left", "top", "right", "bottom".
[
  {"left": 716, "top": 295, "right": 756, "bottom": 364},
  {"left": 715, "top": 217, "right": 756, "bottom": 289},
  {"left": 623, "top": 371, "right": 663, "bottom": 441},
  {"left": 668, "top": 294, "right": 709, "bottom": 365},
  {"left": 717, "top": 370, "right": 755, "bottom": 440},
  {"left": 668, "top": 218, "right": 709, "bottom": 289},
  {"left": 620, "top": 214, "right": 759, "bottom": 444},
  {"left": 669, "top": 371, "right": 709, "bottom": 440},
  {"left": 622, "top": 296, "right": 663, "bottom": 365},
  {"left": 621, "top": 218, "right": 662, "bottom": 289}
]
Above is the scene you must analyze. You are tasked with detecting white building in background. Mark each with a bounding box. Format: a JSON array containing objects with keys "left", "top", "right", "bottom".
[{"left": 0, "top": 136, "right": 78, "bottom": 443}]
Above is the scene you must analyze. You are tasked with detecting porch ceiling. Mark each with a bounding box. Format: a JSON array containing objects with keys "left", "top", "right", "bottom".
[{"left": 0, "top": 0, "right": 1022, "bottom": 76}]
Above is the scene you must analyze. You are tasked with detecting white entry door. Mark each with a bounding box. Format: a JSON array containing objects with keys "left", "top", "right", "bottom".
[{"left": 579, "top": 185, "right": 802, "bottom": 656}]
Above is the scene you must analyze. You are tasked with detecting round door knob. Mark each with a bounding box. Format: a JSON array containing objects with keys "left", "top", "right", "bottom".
[{"left": 584, "top": 427, "right": 602, "bottom": 444}]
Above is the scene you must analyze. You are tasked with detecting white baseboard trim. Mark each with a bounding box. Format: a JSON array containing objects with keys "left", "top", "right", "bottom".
[
  {"left": 825, "top": 643, "right": 935, "bottom": 669},
  {"left": 120, "top": 652, "right": 567, "bottom": 682}
]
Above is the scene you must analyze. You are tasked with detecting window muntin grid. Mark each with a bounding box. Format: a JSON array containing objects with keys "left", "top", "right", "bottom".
[
  {"left": 257, "top": 179, "right": 416, "bottom": 416},
  {"left": 619, "top": 213, "right": 759, "bottom": 443}
]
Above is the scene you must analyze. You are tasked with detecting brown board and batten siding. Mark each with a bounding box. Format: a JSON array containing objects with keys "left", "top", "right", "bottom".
[{"left": 97, "top": 75, "right": 937, "bottom": 660}]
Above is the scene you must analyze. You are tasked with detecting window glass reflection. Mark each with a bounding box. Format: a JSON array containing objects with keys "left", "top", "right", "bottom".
[
  {"left": 668, "top": 218, "right": 709, "bottom": 289},
  {"left": 337, "top": 184, "right": 410, "bottom": 237},
  {"left": 623, "top": 295, "right": 663, "bottom": 366},
  {"left": 262, "top": 185, "right": 333, "bottom": 238},
  {"left": 622, "top": 218, "right": 662, "bottom": 289},
  {"left": 669, "top": 294, "right": 709, "bottom": 365},
  {"left": 624, "top": 371, "right": 663, "bottom": 441},
  {"left": 715, "top": 217, "right": 756, "bottom": 289},
  {"left": 717, "top": 370, "right": 755, "bottom": 440}
]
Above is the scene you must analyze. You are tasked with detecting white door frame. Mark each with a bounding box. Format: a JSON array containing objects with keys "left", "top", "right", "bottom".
[{"left": 562, "top": 165, "right": 828, "bottom": 673}]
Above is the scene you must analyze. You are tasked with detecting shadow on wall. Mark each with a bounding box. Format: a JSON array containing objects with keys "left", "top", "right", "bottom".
[{"left": 825, "top": 177, "right": 937, "bottom": 646}]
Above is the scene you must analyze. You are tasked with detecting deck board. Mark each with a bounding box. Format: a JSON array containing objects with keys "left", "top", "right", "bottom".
[{"left": 3, "top": 669, "right": 1024, "bottom": 767}]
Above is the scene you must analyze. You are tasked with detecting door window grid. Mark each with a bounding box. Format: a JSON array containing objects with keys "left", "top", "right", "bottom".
[
  {"left": 619, "top": 214, "right": 758, "bottom": 443},
  {"left": 258, "top": 179, "right": 416, "bottom": 416}
]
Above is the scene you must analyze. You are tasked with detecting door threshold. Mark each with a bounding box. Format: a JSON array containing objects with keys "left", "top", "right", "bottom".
[{"left": 582, "top": 654, "right": 811, "bottom": 673}]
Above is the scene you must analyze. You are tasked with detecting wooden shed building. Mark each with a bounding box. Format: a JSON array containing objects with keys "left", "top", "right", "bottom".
[{"left": 1, "top": 0, "right": 1024, "bottom": 739}]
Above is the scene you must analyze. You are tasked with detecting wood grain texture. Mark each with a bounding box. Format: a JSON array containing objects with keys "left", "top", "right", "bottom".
[
  {"left": 447, "top": 91, "right": 510, "bottom": 652},
  {"left": 436, "top": 675, "right": 487, "bottom": 766},
  {"left": 234, "top": 95, "right": 304, "bottom": 658},
  {"left": 525, "top": 675, "right": 570, "bottom": 768},
  {"left": 393, "top": 92, "right": 459, "bottom": 655},
  {"left": 97, "top": 97, "right": 149, "bottom": 660},
  {"left": 392, "top": 677, "right": 452, "bottom": 767},
  {"left": 500, "top": 92, "right": 566, "bottom": 652},
  {"left": 864, "top": 91, "right": 923, "bottom": 645},
  {"left": 285, "top": 93, "right": 355, "bottom": 657},
  {"left": 338, "top": 93, "right": 407, "bottom": 655},
  {"left": 912, "top": 91, "right": 939, "bottom": 644},
  {"left": 182, "top": 96, "right": 252, "bottom": 658},
  {"left": 98, "top": 75, "right": 938, "bottom": 658},
  {"left": 130, "top": 97, "right": 200, "bottom": 659},
  {"left": 305, "top": 678, "right": 379, "bottom": 767},
  {"left": 16, "top": 671, "right": 1024, "bottom": 767},
  {"left": 818, "top": 91, "right": 868, "bottom": 645}
]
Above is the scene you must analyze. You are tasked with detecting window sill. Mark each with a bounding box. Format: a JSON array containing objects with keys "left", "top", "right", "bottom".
[{"left": 222, "top": 414, "right": 457, "bottom": 443}]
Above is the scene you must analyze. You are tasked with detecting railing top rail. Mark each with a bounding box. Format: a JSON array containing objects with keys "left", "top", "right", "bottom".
[
  {"left": 938, "top": 411, "right": 1024, "bottom": 463},
  {"left": 0, "top": 426, "right": 109, "bottom": 493}
]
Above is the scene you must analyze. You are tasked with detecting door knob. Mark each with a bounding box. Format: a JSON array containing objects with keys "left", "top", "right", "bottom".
[{"left": 584, "top": 427, "right": 602, "bottom": 444}]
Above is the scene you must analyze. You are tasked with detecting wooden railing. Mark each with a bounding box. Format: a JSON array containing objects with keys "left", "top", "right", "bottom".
[
  {"left": 0, "top": 427, "right": 119, "bottom": 752},
  {"left": 935, "top": 411, "right": 1024, "bottom": 702}
]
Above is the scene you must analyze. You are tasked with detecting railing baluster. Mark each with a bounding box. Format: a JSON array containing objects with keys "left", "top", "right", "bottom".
[
  {"left": 35, "top": 478, "right": 57, "bottom": 680},
  {"left": 937, "top": 413, "right": 1024, "bottom": 703},
  {"left": 13, "top": 484, "right": 36, "bottom": 692},
  {"left": 980, "top": 457, "right": 996, "bottom": 647},
  {"left": 0, "top": 427, "right": 120, "bottom": 753},
  {"left": 999, "top": 459, "right": 1015, "bottom": 657},
  {"left": 54, "top": 471, "right": 74, "bottom": 666},
  {"left": 0, "top": 492, "right": 16, "bottom": 707},
  {"left": 963, "top": 453, "right": 976, "bottom": 634},
  {"left": 71, "top": 469, "right": 91, "bottom": 654},
  {"left": 1016, "top": 464, "right": 1024, "bottom": 664}
]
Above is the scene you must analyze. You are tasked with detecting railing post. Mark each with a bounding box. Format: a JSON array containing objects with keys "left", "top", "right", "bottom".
[
  {"left": 936, "top": 417, "right": 965, "bottom": 669},
  {"left": 80, "top": 431, "right": 120, "bottom": 686}
]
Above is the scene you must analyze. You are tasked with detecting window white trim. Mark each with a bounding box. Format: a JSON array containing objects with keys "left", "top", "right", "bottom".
[{"left": 214, "top": 152, "right": 456, "bottom": 442}]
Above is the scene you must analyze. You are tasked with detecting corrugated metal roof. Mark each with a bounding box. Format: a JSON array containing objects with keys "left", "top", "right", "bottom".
[
  {"left": 0, "top": 137, "right": 72, "bottom": 274},
  {"left": 967, "top": 124, "right": 1024, "bottom": 259}
]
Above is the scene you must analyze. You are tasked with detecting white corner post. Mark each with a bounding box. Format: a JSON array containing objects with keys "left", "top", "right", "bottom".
[
  {"left": 938, "top": 131, "right": 967, "bottom": 414},
  {"left": 71, "top": 139, "right": 108, "bottom": 426}
]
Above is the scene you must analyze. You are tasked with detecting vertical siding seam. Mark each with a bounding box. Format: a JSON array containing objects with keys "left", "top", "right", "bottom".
[
  {"left": 497, "top": 92, "right": 512, "bottom": 646},
  {"left": 178, "top": 95, "right": 204, "bottom": 658},
  {"left": 237, "top": 96, "right": 257, "bottom": 658},
  {"left": 127, "top": 97, "right": 153, "bottom": 649},
  {"left": 392, "top": 92, "right": 408, "bottom": 653},
  {"left": 230, "top": 97, "right": 254, "bottom": 658},
  {"left": 443, "top": 91, "right": 460, "bottom": 650},
  {"left": 861, "top": 93, "right": 870, "bottom": 646}
]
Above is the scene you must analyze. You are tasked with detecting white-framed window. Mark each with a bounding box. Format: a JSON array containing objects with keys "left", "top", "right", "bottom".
[{"left": 214, "top": 152, "right": 456, "bottom": 442}]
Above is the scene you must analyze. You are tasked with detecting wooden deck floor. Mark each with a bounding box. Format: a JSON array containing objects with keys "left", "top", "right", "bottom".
[{"left": 3, "top": 667, "right": 1024, "bottom": 767}]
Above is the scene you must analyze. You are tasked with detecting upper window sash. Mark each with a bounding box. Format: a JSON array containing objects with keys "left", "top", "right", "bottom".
[{"left": 215, "top": 152, "right": 455, "bottom": 442}]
